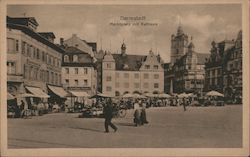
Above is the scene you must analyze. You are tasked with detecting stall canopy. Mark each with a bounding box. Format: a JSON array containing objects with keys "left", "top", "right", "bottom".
[
  {"left": 25, "top": 86, "right": 50, "bottom": 98},
  {"left": 69, "top": 91, "right": 90, "bottom": 97},
  {"left": 206, "top": 91, "right": 224, "bottom": 97},
  {"left": 48, "top": 85, "right": 68, "bottom": 98}
]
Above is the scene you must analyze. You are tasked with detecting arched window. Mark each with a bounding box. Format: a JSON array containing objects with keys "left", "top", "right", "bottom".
[
  {"left": 73, "top": 55, "right": 78, "bottom": 62},
  {"left": 64, "top": 55, "right": 69, "bottom": 62},
  {"left": 123, "top": 91, "right": 129, "bottom": 95}
]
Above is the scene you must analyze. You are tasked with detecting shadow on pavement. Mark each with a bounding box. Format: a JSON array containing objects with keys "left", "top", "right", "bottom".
[
  {"left": 69, "top": 127, "right": 104, "bottom": 133},
  {"left": 116, "top": 122, "right": 135, "bottom": 127}
]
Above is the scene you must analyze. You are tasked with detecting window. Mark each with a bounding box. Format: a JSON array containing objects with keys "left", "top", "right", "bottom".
[
  {"left": 124, "top": 73, "right": 129, "bottom": 78},
  {"left": 15, "top": 40, "right": 19, "bottom": 52},
  {"left": 153, "top": 65, "right": 159, "bottom": 69},
  {"left": 7, "top": 62, "right": 16, "bottom": 74},
  {"left": 21, "top": 41, "right": 26, "bottom": 54},
  {"left": 84, "top": 79, "right": 88, "bottom": 86},
  {"left": 106, "top": 76, "right": 112, "bottom": 81},
  {"left": 65, "top": 79, "right": 69, "bottom": 85},
  {"left": 106, "top": 86, "right": 112, "bottom": 92},
  {"left": 75, "top": 80, "right": 79, "bottom": 86},
  {"left": 134, "top": 73, "right": 139, "bottom": 79},
  {"left": 84, "top": 68, "right": 88, "bottom": 74},
  {"left": 154, "top": 83, "right": 159, "bottom": 88},
  {"left": 143, "top": 83, "right": 149, "bottom": 88},
  {"left": 107, "top": 63, "right": 111, "bottom": 68},
  {"left": 36, "top": 48, "right": 40, "bottom": 59},
  {"left": 46, "top": 71, "right": 49, "bottom": 82},
  {"left": 33, "top": 47, "right": 36, "bottom": 59},
  {"left": 55, "top": 73, "right": 58, "bottom": 85},
  {"left": 144, "top": 73, "right": 149, "bottom": 79},
  {"left": 64, "top": 55, "right": 69, "bottom": 62},
  {"left": 7, "top": 38, "right": 15, "bottom": 52},
  {"left": 73, "top": 55, "right": 78, "bottom": 62},
  {"left": 115, "top": 82, "right": 119, "bottom": 88},
  {"left": 42, "top": 51, "right": 45, "bottom": 62},
  {"left": 51, "top": 72, "right": 54, "bottom": 84},
  {"left": 154, "top": 74, "right": 159, "bottom": 79},
  {"left": 134, "top": 83, "right": 140, "bottom": 88},
  {"left": 65, "top": 68, "right": 69, "bottom": 74},
  {"left": 124, "top": 82, "right": 129, "bottom": 88},
  {"left": 75, "top": 68, "right": 78, "bottom": 74},
  {"left": 28, "top": 45, "right": 32, "bottom": 57},
  {"left": 145, "top": 65, "right": 150, "bottom": 69},
  {"left": 58, "top": 74, "right": 61, "bottom": 85}
]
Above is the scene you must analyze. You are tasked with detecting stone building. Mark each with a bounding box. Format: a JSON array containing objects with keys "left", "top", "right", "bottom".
[
  {"left": 164, "top": 26, "right": 209, "bottom": 95},
  {"left": 204, "top": 30, "right": 242, "bottom": 103},
  {"left": 61, "top": 46, "right": 97, "bottom": 96},
  {"left": 7, "top": 16, "right": 66, "bottom": 104},
  {"left": 102, "top": 43, "right": 164, "bottom": 97}
]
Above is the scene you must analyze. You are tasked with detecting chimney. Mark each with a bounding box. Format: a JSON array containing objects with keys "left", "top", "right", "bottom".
[{"left": 60, "top": 38, "right": 64, "bottom": 46}]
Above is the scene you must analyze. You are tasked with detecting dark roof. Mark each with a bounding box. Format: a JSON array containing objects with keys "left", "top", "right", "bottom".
[
  {"left": 112, "top": 54, "right": 147, "bottom": 71},
  {"left": 7, "top": 16, "right": 39, "bottom": 26},
  {"left": 61, "top": 62, "right": 96, "bottom": 68},
  {"left": 64, "top": 46, "right": 88, "bottom": 54},
  {"left": 38, "top": 32, "right": 56, "bottom": 39},
  {"left": 7, "top": 23, "right": 65, "bottom": 54}
]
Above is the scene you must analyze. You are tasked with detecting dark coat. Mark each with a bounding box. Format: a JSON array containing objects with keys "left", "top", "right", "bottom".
[{"left": 103, "top": 103, "right": 113, "bottom": 119}]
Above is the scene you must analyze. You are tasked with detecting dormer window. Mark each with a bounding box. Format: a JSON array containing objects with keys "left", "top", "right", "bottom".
[
  {"left": 73, "top": 55, "right": 78, "bottom": 62},
  {"left": 153, "top": 65, "right": 159, "bottom": 69},
  {"left": 64, "top": 55, "right": 69, "bottom": 62},
  {"left": 145, "top": 65, "right": 150, "bottom": 69}
]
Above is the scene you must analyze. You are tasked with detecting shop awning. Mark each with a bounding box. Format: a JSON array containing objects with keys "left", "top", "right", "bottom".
[
  {"left": 69, "top": 91, "right": 90, "bottom": 97},
  {"left": 48, "top": 85, "right": 68, "bottom": 98},
  {"left": 26, "top": 86, "right": 50, "bottom": 98}
]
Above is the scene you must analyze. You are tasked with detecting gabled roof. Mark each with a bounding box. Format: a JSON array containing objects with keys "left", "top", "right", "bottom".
[
  {"left": 64, "top": 46, "right": 88, "bottom": 54},
  {"left": 112, "top": 54, "right": 147, "bottom": 71}
]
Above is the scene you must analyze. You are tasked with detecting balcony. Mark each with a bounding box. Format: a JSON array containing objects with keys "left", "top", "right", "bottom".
[{"left": 7, "top": 74, "right": 23, "bottom": 82}]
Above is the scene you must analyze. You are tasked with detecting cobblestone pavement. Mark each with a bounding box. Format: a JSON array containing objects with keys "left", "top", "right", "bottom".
[{"left": 8, "top": 105, "right": 242, "bottom": 148}]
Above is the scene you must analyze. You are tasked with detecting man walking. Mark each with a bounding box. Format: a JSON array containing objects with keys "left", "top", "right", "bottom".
[{"left": 103, "top": 98, "right": 117, "bottom": 133}]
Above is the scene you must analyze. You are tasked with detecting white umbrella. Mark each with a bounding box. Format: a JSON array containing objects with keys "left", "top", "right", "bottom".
[
  {"left": 144, "top": 93, "right": 157, "bottom": 98},
  {"left": 158, "top": 93, "right": 171, "bottom": 98},
  {"left": 206, "top": 91, "right": 224, "bottom": 97},
  {"left": 122, "top": 93, "right": 134, "bottom": 98},
  {"left": 178, "top": 93, "right": 189, "bottom": 98},
  {"left": 133, "top": 93, "right": 146, "bottom": 99}
]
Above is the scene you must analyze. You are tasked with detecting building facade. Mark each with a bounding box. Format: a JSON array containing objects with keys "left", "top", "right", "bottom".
[
  {"left": 164, "top": 26, "right": 209, "bottom": 95},
  {"left": 204, "top": 30, "right": 242, "bottom": 103},
  {"left": 7, "top": 16, "right": 64, "bottom": 104},
  {"left": 61, "top": 46, "right": 97, "bottom": 96},
  {"left": 102, "top": 43, "right": 164, "bottom": 97}
]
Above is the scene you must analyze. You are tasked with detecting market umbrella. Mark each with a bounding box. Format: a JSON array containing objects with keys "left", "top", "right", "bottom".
[
  {"left": 122, "top": 93, "right": 134, "bottom": 98},
  {"left": 158, "top": 93, "right": 171, "bottom": 98},
  {"left": 206, "top": 91, "right": 224, "bottom": 97},
  {"left": 178, "top": 93, "right": 189, "bottom": 98},
  {"left": 144, "top": 93, "right": 157, "bottom": 98},
  {"left": 132, "top": 93, "right": 147, "bottom": 99},
  {"left": 7, "top": 93, "right": 15, "bottom": 100}
]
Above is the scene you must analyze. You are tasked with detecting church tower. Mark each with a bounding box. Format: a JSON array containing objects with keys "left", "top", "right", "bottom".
[{"left": 170, "top": 25, "right": 189, "bottom": 65}]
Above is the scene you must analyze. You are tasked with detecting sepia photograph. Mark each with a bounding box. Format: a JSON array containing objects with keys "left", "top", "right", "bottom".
[{"left": 0, "top": 0, "right": 249, "bottom": 156}]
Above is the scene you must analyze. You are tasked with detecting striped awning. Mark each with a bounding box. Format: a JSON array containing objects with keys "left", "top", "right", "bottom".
[{"left": 26, "top": 86, "right": 50, "bottom": 98}]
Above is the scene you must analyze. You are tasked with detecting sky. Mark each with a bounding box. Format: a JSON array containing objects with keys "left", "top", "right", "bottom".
[{"left": 7, "top": 4, "right": 242, "bottom": 62}]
